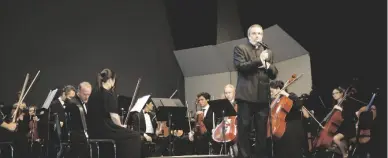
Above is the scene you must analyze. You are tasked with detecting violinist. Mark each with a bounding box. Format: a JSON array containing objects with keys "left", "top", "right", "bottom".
[
  {"left": 86, "top": 68, "right": 141, "bottom": 158},
  {"left": 189, "top": 92, "right": 220, "bottom": 154},
  {"left": 269, "top": 80, "right": 304, "bottom": 158},
  {"left": 131, "top": 100, "right": 169, "bottom": 157},
  {"left": 331, "top": 87, "right": 359, "bottom": 158},
  {"left": 27, "top": 105, "right": 41, "bottom": 158},
  {"left": 0, "top": 103, "right": 29, "bottom": 158}
]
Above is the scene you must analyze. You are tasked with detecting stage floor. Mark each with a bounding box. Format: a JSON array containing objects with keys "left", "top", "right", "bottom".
[{"left": 147, "top": 155, "right": 231, "bottom": 158}]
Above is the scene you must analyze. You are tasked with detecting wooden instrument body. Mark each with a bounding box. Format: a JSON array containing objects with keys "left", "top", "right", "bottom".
[
  {"left": 28, "top": 118, "right": 39, "bottom": 141},
  {"left": 194, "top": 112, "right": 207, "bottom": 135},
  {"left": 156, "top": 121, "right": 184, "bottom": 137},
  {"left": 356, "top": 105, "right": 376, "bottom": 144},
  {"left": 313, "top": 109, "right": 343, "bottom": 148},
  {"left": 212, "top": 104, "right": 238, "bottom": 143},
  {"left": 267, "top": 96, "right": 293, "bottom": 139}
]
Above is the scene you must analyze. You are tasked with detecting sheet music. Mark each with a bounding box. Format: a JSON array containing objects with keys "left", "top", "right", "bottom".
[
  {"left": 42, "top": 89, "right": 58, "bottom": 109},
  {"left": 130, "top": 94, "right": 151, "bottom": 113}
]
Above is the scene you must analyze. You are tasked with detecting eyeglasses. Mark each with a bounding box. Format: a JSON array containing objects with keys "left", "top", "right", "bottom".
[{"left": 332, "top": 92, "right": 339, "bottom": 95}]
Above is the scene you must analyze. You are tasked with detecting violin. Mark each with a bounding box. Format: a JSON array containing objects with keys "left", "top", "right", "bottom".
[
  {"left": 313, "top": 87, "right": 356, "bottom": 148},
  {"left": 267, "top": 74, "right": 302, "bottom": 139},
  {"left": 28, "top": 106, "right": 40, "bottom": 142},
  {"left": 194, "top": 110, "right": 207, "bottom": 135}
]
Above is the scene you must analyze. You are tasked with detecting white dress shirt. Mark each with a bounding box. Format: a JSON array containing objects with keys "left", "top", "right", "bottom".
[
  {"left": 144, "top": 111, "right": 154, "bottom": 134},
  {"left": 202, "top": 104, "right": 210, "bottom": 117}
]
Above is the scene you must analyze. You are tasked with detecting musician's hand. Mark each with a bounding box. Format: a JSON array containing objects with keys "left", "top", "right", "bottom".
[
  {"left": 196, "top": 111, "right": 203, "bottom": 115},
  {"left": 260, "top": 50, "right": 269, "bottom": 61},
  {"left": 333, "top": 105, "right": 343, "bottom": 111},
  {"left": 18, "top": 114, "right": 24, "bottom": 121},
  {"left": 188, "top": 131, "right": 194, "bottom": 142},
  {"left": 121, "top": 124, "right": 127, "bottom": 128},
  {"left": 33, "top": 116, "right": 39, "bottom": 121},
  {"left": 143, "top": 134, "right": 152, "bottom": 142},
  {"left": 6, "top": 122, "right": 17, "bottom": 132},
  {"left": 279, "top": 90, "right": 289, "bottom": 97}
]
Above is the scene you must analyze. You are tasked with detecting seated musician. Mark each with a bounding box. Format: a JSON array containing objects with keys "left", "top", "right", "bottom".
[
  {"left": 269, "top": 80, "right": 305, "bottom": 158},
  {"left": 86, "top": 68, "right": 141, "bottom": 158},
  {"left": 0, "top": 102, "right": 29, "bottom": 158},
  {"left": 221, "top": 84, "right": 238, "bottom": 155},
  {"left": 331, "top": 87, "right": 359, "bottom": 158},
  {"left": 64, "top": 81, "right": 92, "bottom": 158},
  {"left": 131, "top": 100, "right": 168, "bottom": 157},
  {"left": 48, "top": 85, "right": 76, "bottom": 157},
  {"left": 27, "top": 105, "right": 42, "bottom": 158},
  {"left": 189, "top": 92, "right": 221, "bottom": 155}
]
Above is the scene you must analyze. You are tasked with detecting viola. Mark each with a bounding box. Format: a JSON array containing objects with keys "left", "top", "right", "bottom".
[
  {"left": 267, "top": 74, "right": 302, "bottom": 139},
  {"left": 355, "top": 91, "right": 377, "bottom": 144},
  {"left": 194, "top": 111, "right": 207, "bottom": 135},
  {"left": 212, "top": 102, "right": 238, "bottom": 143}
]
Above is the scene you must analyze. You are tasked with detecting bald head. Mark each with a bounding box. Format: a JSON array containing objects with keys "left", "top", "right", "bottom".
[
  {"left": 78, "top": 81, "right": 92, "bottom": 103},
  {"left": 224, "top": 84, "right": 235, "bottom": 102}
]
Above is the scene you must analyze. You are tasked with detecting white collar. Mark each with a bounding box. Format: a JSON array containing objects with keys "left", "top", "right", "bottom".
[
  {"left": 202, "top": 104, "right": 209, "bottom": 110},
  {"left": 58, "top": 97, "right": 65, "bottom": 106}
]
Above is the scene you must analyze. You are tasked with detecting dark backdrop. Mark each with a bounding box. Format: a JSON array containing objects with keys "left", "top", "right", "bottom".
[{"left": 0, "top": 0, "right": 185, "bottom": 107}]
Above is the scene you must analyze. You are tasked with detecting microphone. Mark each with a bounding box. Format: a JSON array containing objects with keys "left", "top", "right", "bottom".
[{"left": 257, "top": 41, "right": 269, "bottom": 49}]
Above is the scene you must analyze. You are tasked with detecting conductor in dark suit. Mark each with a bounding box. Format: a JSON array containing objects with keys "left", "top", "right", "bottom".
[{"left": 234, "top": 24, "right": 278, "bottom": 158}]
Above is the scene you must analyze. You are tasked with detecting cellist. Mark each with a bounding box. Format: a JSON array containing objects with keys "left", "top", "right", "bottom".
[
  {"left": 330, "top": 87, "right": 359, "bottom": 158},
  {"left": 269, "top": 80, "right": 305, "bottom": 158}
]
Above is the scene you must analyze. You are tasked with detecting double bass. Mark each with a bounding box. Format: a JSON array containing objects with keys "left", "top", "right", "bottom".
[
  {"left": 212, "top": 101, "right": 238, "bottom": 143},
  {"left": 267, "top": 74, "right": 303, "bottom": 139}
]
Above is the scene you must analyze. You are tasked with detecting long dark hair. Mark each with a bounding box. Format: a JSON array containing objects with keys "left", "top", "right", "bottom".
[{"left": 96, "top": 68, "right": 116, "bottom": 91}]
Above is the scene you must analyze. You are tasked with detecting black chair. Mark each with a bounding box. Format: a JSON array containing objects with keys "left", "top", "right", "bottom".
[
  {"left": 68, "top": 103, "right": 117, "bottom": 158},
  {"left": 0, "top": 141, "right": 14, "bottom": 158}
]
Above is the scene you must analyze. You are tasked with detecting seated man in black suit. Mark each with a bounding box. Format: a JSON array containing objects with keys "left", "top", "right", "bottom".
[
  {"left": 64, "top": 81, "right": 92, "bottom": 158},
  {"left": 131, "top": 100, "right": 170, "bottom": 157}
]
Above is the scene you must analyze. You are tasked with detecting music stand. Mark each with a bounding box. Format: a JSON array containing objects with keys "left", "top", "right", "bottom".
[
  {"left": 208, "top": 99, "right": 237, "bottom": 155},
  {"left": 153, "top": 98, "right": 187, "bottom": 156}
]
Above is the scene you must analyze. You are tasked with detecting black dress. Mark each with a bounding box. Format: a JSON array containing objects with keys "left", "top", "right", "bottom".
[
  {"left": 87, "top": 88, "right": 141, "bottom": 158},
  {"left": 273, "top": 93, "right": 305, "bottom": 158},
  {"left": 336, "top": 100, "right": 358, "bottom": 139}
]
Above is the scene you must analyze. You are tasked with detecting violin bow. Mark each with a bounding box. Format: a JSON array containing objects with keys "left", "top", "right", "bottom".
[
  {"left": 12, "top": 70, "right": 40, "bottom": 122},
  {"left": 124, "top": 78, "right": 141, "bottom": 126}
]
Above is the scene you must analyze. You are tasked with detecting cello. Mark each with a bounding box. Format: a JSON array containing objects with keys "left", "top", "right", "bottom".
[
  {"left": 267, "top": 74, "right": 303, "bottom": 139},
  {"left": 313, "top": 87, "right": 356, "bottom": 149},
  {"left": 212, "top": 101, "right": 238, "bottom": 143}
]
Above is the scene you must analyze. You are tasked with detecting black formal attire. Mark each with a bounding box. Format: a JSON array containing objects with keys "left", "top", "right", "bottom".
[
  {"left": 87, "top": 88, "right": 141, "bottom": 158},
  {"left": 336, "top": 100, "right": 358, "bottom": 139},
  {"left": 233, "top": 42, "right": 278, "bottom": 158},
  {"left": 193, "top": 107, "right": 221, "bottom": 155},
  {"left": 0, "top": 117, "right": 29, "bottom": 158},
  {"left": 131, "top": 111, "right": 169, "bottom": 157},
  {"left": 48, "top": 99, "right": 68, "bottom": 157},
  {"left": 64, "top": 96, "right": 89, "bottom": 158},
  {"left": 272, "top": 93, "right": 305, "bottom": 158}
]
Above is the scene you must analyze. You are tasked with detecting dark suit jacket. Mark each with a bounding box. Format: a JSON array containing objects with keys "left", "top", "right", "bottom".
[
  {"left": 65, "top": 96, "right": 87, "bottom": 132},
  {"left": 234, "top": 42, "right": 278, "bottom": 103},
  {"left": 131, "top": 111, "right": 157, "bottom": 135}
]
